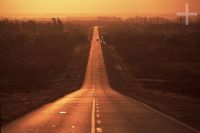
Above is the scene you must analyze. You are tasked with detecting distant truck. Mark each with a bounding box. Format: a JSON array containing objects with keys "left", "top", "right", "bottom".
[
  {"left": 101, "top": 35, "right": 106, "bottom": 44},
  {"left": 96, "top": 36, "right": 106, "bottom": 44}
]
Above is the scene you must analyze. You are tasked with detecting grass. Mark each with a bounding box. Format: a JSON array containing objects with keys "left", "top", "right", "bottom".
[
  {"left": 101, "top": 21, "right": 200, "bottom": 130},
  {"left": 0, "top": 19, "right": 89, "bottom": 93},
  {"left": 0, "top": 19, "right": 91, "bottom": 125},
  {"left": 103, "top": 22, "right": 200, "bottom": 98}
]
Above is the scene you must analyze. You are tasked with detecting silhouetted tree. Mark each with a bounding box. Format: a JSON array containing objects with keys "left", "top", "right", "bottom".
[
  {"left": 51, "top": 18, "right": 58, "bottom": 32},
  {"left": 27, "top": 20, "right": 37, "bottom": 33},
  {"left": 57, "top": 17, "right": 64, "bottom": 33}
]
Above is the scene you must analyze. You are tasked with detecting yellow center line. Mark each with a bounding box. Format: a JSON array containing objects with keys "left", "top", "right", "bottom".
[{"left": 91, "top": 98, "right": 96, "bottom": 133}]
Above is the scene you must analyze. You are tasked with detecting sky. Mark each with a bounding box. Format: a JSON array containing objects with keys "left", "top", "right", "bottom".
[{"left": 0, "top": 0, "right": 200, "bottom": 16}]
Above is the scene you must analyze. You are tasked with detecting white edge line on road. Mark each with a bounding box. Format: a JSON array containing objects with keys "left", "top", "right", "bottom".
[
  {"left": 142, "top": 102, "right": 200, "bottom": 133},
  {"left": 96, "top": 25, "right": 199, "bottom": 133},
  {"left": 127, "top": 96, "right": 200, "bottom": 133},
  {"left": 91, "top": 98, "right": 96, "bottom": 133}
]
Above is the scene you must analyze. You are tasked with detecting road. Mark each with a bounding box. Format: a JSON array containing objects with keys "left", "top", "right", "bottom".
[{"left": 2, "top": 26, "right": 199, "bottom": 133}]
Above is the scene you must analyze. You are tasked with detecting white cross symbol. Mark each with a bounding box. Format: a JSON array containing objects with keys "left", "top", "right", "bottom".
[{"left": 177, "top": 3, "right": 198, "bottom": 25}]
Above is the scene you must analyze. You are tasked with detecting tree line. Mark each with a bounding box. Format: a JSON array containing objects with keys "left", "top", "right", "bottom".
[
  {"left": 126, "top": 16, "right": 200, "bottom": 25},
  {"left": 0, "top": 17, "right": 64, "bottom": 34},
  {"left": 95, "top": 15, "right": 200, "bottom": 25}
]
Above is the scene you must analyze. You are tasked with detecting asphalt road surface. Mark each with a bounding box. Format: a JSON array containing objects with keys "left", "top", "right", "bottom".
[{"left": 2, "top": 26, "right": 199, "bottom": 133}]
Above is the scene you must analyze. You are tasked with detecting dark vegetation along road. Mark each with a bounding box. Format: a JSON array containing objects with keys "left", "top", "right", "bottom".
[
  {"left": 2, "top": 26, "right": 200, "bottom": 133},
  {"left": 100, "top": 18, "right": 200, "bottom": 130},
  {"left": 1, "top": 16, "right": 200, "bottom": 133},
  {"left": 0, "top": 18, "right": 92, "bottom": 125}
]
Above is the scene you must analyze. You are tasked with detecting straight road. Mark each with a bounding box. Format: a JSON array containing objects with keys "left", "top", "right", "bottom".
[{"left": 2, "top": 26, "right": 199, "bottom": 133}]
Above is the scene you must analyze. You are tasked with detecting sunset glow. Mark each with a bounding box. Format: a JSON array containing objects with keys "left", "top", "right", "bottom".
[
  {"left": 1, "top": 0, "right": 200, "bottom": 131},
  {"left": 0, "top": 0, "right": 200, "bottom": 17}
]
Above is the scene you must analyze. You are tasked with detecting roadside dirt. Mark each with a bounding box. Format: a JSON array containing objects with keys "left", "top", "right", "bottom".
[{"left": 102, "top": 43, "right": 200, "bottom": 130}]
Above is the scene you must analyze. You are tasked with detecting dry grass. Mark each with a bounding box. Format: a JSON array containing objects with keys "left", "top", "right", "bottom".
[
  {"left": 103, "top": 22, "right": 200, "bottom": 97},
  {"left": 101, "top": 22, "right": 200, "bottom": 130},
  {"left": 0, "top": 19, "right": 91, "bottom": 125}
]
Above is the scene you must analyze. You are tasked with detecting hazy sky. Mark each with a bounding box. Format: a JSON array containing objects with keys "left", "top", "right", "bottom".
[{"left": 0, "top": 0, "right": 199, "bottom": 15}]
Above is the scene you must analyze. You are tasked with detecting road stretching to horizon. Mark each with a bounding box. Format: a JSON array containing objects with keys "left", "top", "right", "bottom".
[{"left": 2, "top": 26, "right": 199, "bottom": 133}]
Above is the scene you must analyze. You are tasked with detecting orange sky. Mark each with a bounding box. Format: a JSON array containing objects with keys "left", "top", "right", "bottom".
[{"left": 0, "top": 0, "right": 199, "bottom": 16}]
